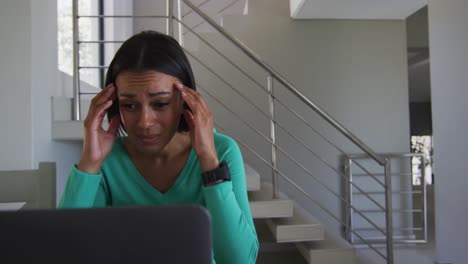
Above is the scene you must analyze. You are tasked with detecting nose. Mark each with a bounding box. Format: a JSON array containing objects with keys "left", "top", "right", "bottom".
[{"left": 137, "top": 106, "right": 155, "bottom": 129}]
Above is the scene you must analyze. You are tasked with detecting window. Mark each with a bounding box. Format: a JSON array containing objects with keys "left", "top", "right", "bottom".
[
  {"left": 411, "top": 135, "right": 433, "bottom": 185},
  {"left": 58, "top": 0, "right": 100, "bottom": 89}
]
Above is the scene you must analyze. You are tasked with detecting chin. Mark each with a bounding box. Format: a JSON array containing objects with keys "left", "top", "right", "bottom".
[{"left": 134, "top": 141, "right": 165, "bottom": 154}]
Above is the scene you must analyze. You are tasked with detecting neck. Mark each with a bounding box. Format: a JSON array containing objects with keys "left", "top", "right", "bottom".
[{"left": 125, "top": 132, "right": 191, "bottom": 165}]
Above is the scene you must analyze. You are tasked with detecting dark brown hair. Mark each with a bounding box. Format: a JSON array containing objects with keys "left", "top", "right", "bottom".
[{"left": 105, "top": 30, "right": 196, "bottom": 135}]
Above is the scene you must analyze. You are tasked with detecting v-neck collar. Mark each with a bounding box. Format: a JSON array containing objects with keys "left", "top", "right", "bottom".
[{"left": 116, "top": 141, "right": 196, "bottom": 198}]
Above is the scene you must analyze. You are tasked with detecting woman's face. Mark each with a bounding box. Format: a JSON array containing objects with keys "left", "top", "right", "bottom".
[{"left": 116, "top": 70, "right": 184, "bottom": 155}]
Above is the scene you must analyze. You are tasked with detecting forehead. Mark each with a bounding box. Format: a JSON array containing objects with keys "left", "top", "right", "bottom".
[{"left": 116, "top": 71, "right": 178, "bottom": 92}]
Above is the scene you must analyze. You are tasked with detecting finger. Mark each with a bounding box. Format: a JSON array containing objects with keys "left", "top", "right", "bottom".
[
  {"left": 106, "top": 115, "right": 121, "bottom": 136},
  {"left": 175, "top": 83, "right": 207, "bottom": 115},
  {"left": 91, "top": 84, "right": 115, "bottom": 107},
  {"left": 183, "top": 109, "right": 195, "bottom": 130},
  {"left": 88, "top": 100, "right": 113, "bottom": 130}
]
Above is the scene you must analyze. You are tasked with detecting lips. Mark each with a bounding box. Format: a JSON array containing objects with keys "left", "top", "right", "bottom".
[{"left": 137, "top": 135, "right": 161, "bottom": 144}]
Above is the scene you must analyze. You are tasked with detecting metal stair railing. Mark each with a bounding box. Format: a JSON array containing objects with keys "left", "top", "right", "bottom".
[
  {"left": 71, "top": 0, "right": 394, "bottom": 263},
  {"left": 178, "top": 1, "right": 393, "bottom": 263},
  {"left": 345, "top": 153, "right": 428, "bottom": 245}
]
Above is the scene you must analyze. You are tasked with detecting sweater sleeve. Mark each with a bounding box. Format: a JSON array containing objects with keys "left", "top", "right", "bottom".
[
  {"left": 202, "top": 137, "right": 259, "bottom": 264},
  {"left": 58, "top": 165, "right": 109, "bottom": 208}
]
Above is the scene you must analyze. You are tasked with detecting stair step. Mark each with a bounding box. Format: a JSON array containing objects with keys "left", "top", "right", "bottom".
[
  {"left": 248, "top": 184, "right": 294, "bottom": 219},
  {"left": 249, "top": 199, "right": 294, "bottom": 219},
  {"left": 296, "top": 241, "right": 356, "bottom": 264},
  {"left": 265, "top": 211, "right": 324, "bottom": 243},
  {"left": 245, "top": 163, "right": 260, "bottom": 191}
]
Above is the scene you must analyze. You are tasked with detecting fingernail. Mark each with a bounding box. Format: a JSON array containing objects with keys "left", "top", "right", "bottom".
[
  {"left": 176, "top": 83, "right": 184, "bottom": 89},
  {"left": 182, "top": 91, "right": 187, "bottom": 96}
]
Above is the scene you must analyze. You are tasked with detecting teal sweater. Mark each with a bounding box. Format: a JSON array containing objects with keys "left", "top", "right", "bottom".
[{"left": 59, "top": 132, "right": 258, "bottom": 264}]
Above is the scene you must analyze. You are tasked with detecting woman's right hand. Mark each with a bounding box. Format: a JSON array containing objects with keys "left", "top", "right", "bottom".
[{"left": 77, "top": 84, "right": 121, "bottom": 174}]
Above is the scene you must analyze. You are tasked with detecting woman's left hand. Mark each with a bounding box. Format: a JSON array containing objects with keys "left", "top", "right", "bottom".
[{"left": 175, "top": 83, "right": 219, "bottom": 172}]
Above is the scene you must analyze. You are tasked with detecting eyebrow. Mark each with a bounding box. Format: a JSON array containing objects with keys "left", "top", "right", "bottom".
[{"left": 119, "top": 91, "right": 171, "bottom": 98}]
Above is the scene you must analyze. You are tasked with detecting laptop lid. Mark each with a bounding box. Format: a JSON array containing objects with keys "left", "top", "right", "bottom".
[{"left": 0, "top": 205, "right": 212, "bottom": 264}]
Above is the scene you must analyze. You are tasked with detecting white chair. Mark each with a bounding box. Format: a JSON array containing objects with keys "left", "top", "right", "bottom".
[{"left": 0, "top": 162, "right": 56, "bottom": 209}]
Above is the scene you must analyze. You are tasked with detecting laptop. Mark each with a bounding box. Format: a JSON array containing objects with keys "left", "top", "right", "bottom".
[{"left": 0, "top": 205, "right": 212, "bottom": 264}]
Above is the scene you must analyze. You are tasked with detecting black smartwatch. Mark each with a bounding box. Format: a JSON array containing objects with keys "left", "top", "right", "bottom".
[{"left": 202, "top": 160, "right": 231, "bottom": 186}]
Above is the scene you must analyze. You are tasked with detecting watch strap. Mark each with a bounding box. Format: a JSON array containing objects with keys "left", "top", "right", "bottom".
[{"left": 202, "top": 160, "right": 231, "bottom": 186}]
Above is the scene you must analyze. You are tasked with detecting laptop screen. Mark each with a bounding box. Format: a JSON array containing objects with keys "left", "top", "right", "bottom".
[{"left": 0, "top": 205, "right": 212, "bottom": 264}]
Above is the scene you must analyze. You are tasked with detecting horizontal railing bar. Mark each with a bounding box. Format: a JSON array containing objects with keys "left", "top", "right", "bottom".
[
  {"left": 353, "top": 191, "right": 422, "bottom": 195},
  {"left": 183, "top": 0, "right": 386, "bottom": 166},
  {"left": 349, "top": 153, "right": 425, "bottom": 159},
  {"left": 78, "top": 40, "right": 125, "bottom": 44},
  {"left": 79, "top": 66, "right": 109, "bottom": 69},
  {"left": 356, "top": 209, "right": 423, "bottom": 213},
  {"left": 353, "top": 162, "right": 387, "bottom": 188},
  {"left": 78, "top": 15, "right": 168, "bottom": 18},
  {"left": 79, "top": 92, "right": 100, "bottom": 95},
  {"left": 353, "top": 173, "right": 416, "bottom": 177},
  {"left": 213, "top": 122, "right": 388, "bottom": 261},
  {"left": 353, "top": 239, "right": 427, "bottom": 244},
  {"left": 353, "top": 227, "right": 423, "bottom": 231}
]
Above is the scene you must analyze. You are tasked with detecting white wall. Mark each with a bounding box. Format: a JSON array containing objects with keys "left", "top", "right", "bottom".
[
  {"left": 30, "top": 0, "right": 83, "bottom": 203},
  {"left": 0, "top": 0, "right": 32, "bottom": 170},
  {"left": 0, "top": 0, "right": 82, "bottom": 201},
  {"left": 133, "top": 0, "right": 166, "bottom": 34},
  {"left": 428, "top": 1, "right": 468, "bottom": 263}
]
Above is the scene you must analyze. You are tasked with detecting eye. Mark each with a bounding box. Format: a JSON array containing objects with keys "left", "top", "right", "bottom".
[
  {"left": 120, "top": 103, "right": 137, "bottom": 111},
  {"left": 152, "top": 102, "right": 170, "bottom": 109}
]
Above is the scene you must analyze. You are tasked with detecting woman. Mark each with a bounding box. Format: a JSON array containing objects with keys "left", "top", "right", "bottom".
[{"left": 59, "top": 31, "right": 258, "bottom": 264}]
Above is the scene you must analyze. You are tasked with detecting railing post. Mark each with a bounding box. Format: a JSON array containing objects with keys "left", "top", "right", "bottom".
[
  {"left": 267, "top": 75, "right": 278, "bottom": 198},
  {"left": 72, "top": 0, "right": 81, "bottom": 120},
  {"left": 421, "top": 155, "right": 428, "bottom": 243},
  {"left": 384, "top": 158, "right": 394, "bottom": 264},
  {"left": 344, "top": 157, "right": 353, "bottom": 242},
  {"left": 167, "top": 0, "right": 174, "bottom": 36},
  {"left": 176, "top": 0, "right": 183, "bottom": 46}
]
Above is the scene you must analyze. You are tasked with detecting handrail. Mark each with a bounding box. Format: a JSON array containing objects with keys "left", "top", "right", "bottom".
[{"left": 181, "top": 0, "right": 386, "bottom": 166}]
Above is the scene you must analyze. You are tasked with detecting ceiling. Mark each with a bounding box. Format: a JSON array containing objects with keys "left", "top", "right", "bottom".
[{"left": 290, "top": 0, "right": 427, "bottom": 20}]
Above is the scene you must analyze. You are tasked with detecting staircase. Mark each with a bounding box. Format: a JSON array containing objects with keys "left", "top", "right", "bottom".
[
  {"left": 59, "top": 0, "right": 399, "bottom": 263},
  {"left": 244, "top": 163, "right": 355, "bottom": 263}
]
